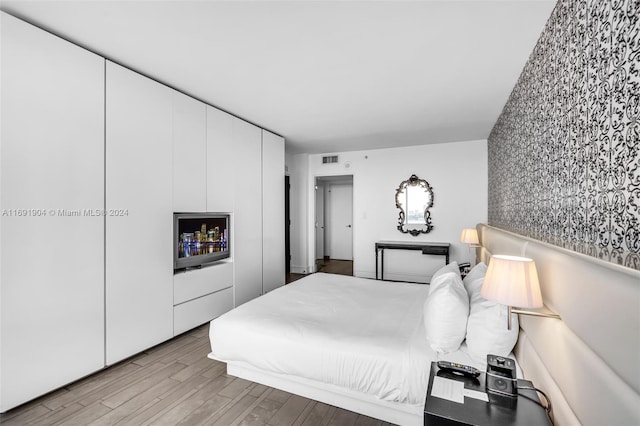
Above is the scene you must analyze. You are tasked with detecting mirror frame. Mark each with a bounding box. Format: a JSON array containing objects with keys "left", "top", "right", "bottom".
[{"left": 395, "top": 174, "right": 434, "bottom": 236}]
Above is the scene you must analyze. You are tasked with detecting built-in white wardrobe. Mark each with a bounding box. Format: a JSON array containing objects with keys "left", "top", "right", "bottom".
[
  {"left": 0, "top": 12, "right": 105, "bottom": 412},
  {"left": 262, "top": 131, "right": 286, "bottom": 293},
  {"left": 105, "top": 61, "right": 175, "bottom": 365},
  {"left": 0, "top": 12, "right": 285, "bottom": 412},
  {"left": 204, "top": 107, "right": 286, "bottom": 307}
]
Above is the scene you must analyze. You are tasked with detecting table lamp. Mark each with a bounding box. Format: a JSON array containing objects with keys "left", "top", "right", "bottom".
[
  {"left": 460, "top": 228, "right": 479, "bottom": 246},
  {"left": 460, "top": 228, "right": 479, "bottom": 266},
  {"left": 481, "top": 255, "right": 560, "bottom": 329}
]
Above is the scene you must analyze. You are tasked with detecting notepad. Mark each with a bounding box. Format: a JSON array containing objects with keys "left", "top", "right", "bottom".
[
  {"left": 431, "top": 376, "right": 490, "bottom": 403},
  {"left": 431, "top": 376, "right": 465, "bottom": 403}
]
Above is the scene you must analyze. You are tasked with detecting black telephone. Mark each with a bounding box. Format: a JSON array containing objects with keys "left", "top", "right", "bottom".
[
  {"left": 486, "top": 354, "right": 518, "bottom": 397},
  {"left": 458, "top": 262, "right": 471, "bottom": 277}
]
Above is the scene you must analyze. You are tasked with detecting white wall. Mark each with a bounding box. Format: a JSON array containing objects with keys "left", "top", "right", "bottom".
[
  {"left": 287, "top": 140, "right": 487, "bottom": 282},
  {"left": 288, "top": 153, "right": 310, "bottom": 273}
]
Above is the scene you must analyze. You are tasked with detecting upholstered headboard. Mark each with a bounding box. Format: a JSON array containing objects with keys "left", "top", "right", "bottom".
[{"left": 476, "top": 224, "right": 640, "bottom": 426}]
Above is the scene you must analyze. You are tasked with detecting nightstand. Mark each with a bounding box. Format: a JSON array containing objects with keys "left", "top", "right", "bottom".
[{"left": 424, "top": 362, "right": 552, "bottom": 426}]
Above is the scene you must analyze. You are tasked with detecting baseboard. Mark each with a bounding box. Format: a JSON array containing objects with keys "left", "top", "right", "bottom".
[{"left": 291, "top": 265, "right": 312, "bottom": 274}]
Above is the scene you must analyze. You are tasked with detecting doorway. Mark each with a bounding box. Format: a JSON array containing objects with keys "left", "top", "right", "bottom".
[{"left": 315, "top": 175, "right": 353, "bottom": 275}]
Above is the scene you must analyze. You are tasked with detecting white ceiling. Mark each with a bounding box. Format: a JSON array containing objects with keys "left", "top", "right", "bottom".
[{"left": 1, "top": 0, "right": 556, "bottom": 154}]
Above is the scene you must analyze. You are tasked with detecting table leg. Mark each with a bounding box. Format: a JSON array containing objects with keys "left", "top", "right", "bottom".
[{"left": 375, "top": 247, "right": 379, "bottom": 280}]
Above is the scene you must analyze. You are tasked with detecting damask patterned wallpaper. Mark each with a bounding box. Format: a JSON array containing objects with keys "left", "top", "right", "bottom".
[{"left": 488, "top": 0, "right": 640, "bottom": 270}]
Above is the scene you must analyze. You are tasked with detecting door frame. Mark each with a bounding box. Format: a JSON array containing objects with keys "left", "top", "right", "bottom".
[
  {"left": 312, "top": 174, "right": 354, "bottom": 271},
  {"left": 327, "top": 182, "right": 353, "bottom": 260},
  {"left": 315, "top": 181, "right": 325, "bottom": 261},
  {"left": 285, "top": 175, "right": 291, "bottom": 275}
]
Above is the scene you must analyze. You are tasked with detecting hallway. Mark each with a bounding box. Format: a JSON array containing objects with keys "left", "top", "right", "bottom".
[{"left": 285, "top": 258, "right": 354, "bottom": 284}]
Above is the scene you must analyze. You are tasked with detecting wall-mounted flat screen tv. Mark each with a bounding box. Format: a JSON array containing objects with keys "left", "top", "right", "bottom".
[{"left": 174, "top": 212, "right": 230, "bottom": 270}]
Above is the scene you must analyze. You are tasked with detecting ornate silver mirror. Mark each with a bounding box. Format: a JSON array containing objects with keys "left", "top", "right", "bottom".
[{"left": 395, "top": 174, "right": 434, "bottom": 236}]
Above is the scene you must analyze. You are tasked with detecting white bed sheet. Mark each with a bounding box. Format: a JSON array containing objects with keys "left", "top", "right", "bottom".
[{"left": 209, "top": 273, "right": 494, "bottom": 408}]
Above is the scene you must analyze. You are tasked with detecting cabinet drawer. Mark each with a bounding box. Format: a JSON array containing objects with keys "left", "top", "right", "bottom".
[
  {"left": 174, "top": 261, "right": 233, "bottom": 305},
  {"left": 174, "top": 287, "right": 233, "bottom": 335}
]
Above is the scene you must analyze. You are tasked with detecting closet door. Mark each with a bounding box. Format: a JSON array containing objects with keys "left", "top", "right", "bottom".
[
  {"left": 105, "top": 61, "right": 173, "bottom": 365},
  {"left": 262, "top": 130, "right": 285, "bottom": 293},
  {"left": 173, "top": 91, "right": 206, "bottom": 212},
  {"left": 232, "top": 119, "right": 263, "bottom": 306},
  {"left": 0, "top": 13, "right": 105, "bottom": 411},
  {"left": 206, "top": 106, "right": 234, "bottom": 212}
]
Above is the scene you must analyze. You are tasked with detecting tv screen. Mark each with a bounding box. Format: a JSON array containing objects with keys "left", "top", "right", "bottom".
[{"left": 174, "top": 212, "right": 230, "bottom": 270}]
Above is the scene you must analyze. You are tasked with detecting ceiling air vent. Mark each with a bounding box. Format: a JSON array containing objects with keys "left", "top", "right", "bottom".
[{"left": 322, "top": 155, "right": 339, "bottom": 164}]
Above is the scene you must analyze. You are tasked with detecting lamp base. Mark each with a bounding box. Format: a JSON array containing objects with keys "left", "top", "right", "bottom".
[{"left": 507, "top": 306, "right": 561, "bottom": 330}]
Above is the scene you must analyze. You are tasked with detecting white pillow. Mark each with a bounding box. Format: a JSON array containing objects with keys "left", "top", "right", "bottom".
[
  {"left": 465, "top": 276, "right": 519, "bottom": 362},
  {"left": 465, "top": 276, "right": 485, "bottom": 305},
  {"left": 462, "top": 262, "right": 487, "bottom": 296},
  {"left": 423, "top": 269, "right": 469, "bottom": 353},
  {"left": 430, "top": 261, "right": 461, "bottom": 283}
]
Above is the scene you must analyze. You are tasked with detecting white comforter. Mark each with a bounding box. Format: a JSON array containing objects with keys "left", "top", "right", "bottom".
[{"left": 209, "top": 273, "right": 434, "bottom": 405}]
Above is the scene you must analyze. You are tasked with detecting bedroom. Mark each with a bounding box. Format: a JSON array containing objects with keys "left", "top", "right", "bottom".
[{"left": 1, "top": 0, "right": 639, "bottom": 425}]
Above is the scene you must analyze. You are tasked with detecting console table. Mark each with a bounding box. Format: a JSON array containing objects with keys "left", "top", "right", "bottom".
[{"left": 375, "top": 241, "right": 450, "bottom": 281}]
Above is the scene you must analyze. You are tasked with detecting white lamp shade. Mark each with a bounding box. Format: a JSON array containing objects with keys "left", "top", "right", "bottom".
[
  {"left": 460, "top": 228, "right": 479, "bottom": 245},
  {"left": 481, "top": 255, "right": 543, "bottom": 308}
]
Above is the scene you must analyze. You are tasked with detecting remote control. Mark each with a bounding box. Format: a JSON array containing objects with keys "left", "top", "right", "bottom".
[{"left": 437, "top": 361, "right": 481, "bottom": 377}]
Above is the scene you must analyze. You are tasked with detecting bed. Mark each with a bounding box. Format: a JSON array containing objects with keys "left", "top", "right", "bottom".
[
  {"left": 209, "top": 224, "right": 640, "bottom": 425},
  {"left": 210, "top": 273, "right": 430, "bottom": 425},
  {"left": 209, "top": 268, "right": 520, "bottom": 425}
]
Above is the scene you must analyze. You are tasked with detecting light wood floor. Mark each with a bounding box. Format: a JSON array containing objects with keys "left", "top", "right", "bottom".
[{"left": 0, "top": 324, "right": 396, "bottom": 426}]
